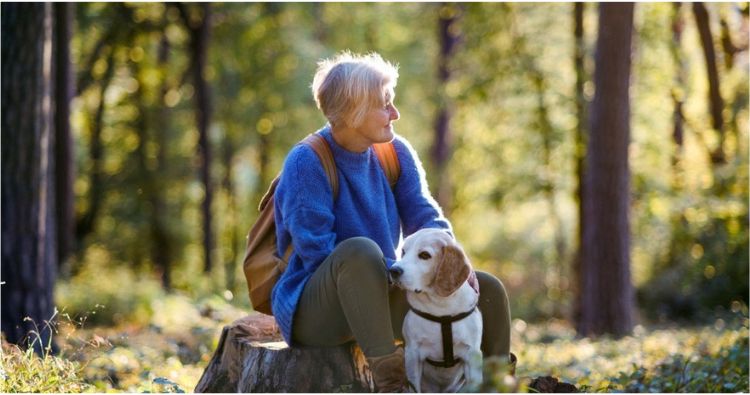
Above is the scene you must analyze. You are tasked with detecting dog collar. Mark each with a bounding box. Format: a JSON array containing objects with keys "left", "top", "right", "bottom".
[{"left": 408, "top": 303, "right": 478, "bottom": 368}]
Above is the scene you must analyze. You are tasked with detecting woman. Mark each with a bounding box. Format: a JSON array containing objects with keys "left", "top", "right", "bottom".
[{"left": 271, "top": 51, "right": 514, "bottom": 392}]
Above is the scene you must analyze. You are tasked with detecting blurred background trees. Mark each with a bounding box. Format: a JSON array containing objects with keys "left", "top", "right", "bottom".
[{"left": 2, "top": 2, "right": 748, "bottom": 350}]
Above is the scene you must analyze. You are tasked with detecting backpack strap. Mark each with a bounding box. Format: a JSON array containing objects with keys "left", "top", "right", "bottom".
[
  {"left": 372, "top": 142, "right": 401, "bottom": 188},
  {"left": 301, "top": 133, "right": 401, "bottom": 198},
  {"left": 301, "top": 133, "right": 339, "bottom": 199}
]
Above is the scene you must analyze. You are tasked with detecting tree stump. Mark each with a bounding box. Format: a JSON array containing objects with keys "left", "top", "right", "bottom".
[{"left": 194, "top": 314, "right": 374, "bottom": 393}]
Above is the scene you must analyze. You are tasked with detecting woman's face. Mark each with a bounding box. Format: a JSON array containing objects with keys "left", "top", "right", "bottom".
[{"left": 353, "top": 91, "right": 400, "bottom": 145}]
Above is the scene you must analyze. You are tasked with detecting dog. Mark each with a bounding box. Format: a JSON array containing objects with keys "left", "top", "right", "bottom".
[{"left": 389, "top": 228, "right": 482, "bottom": 393}]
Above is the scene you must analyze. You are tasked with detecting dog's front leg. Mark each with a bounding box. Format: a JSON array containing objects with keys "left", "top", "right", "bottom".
[
  {"left": 404, "top": 344, "right": 423, "bottom": 392},
  {"left": 463, "top": 349, "right": 483, "bottom": 391}
]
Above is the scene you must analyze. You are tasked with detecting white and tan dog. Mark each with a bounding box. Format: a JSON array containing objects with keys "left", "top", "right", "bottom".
[{"left": 389, "top": 228, "right": 482, "bottom": 393}]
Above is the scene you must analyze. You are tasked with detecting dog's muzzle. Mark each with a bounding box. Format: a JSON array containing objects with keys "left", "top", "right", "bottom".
[{"left": 388, "top": 266, "right": 404, "bottom": 284}]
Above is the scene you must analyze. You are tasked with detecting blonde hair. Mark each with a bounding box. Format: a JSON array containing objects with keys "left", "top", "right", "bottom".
[{"left": 312, "top": 51, "right": 399, "bottom": 128}]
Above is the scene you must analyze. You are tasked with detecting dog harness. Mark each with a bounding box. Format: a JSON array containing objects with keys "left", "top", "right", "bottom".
[{"left": 408, "top": 304, "right": 479, "bottom": 368}]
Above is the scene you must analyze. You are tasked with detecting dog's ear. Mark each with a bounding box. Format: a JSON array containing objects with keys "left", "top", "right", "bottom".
[{"left": 432, "top": 245, "right": 472, "bottom": 297}]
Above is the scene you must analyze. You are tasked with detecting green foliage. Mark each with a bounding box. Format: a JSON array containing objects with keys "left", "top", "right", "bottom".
[
  {"left": 68, "top": 295, "right": 240, "bottom": 392},
  {"left": 5, "top": 306, "right": 745, "bottom": 393},
  {"left": 56, "top": 245, "right": 165, "bottom": 326},
  {"left": 514, "top": 313, "right": 749, "bottom": 393},
  {"left": 610, "top": 336, "right": 749, "bottom": 392},
  {"left": 6, "top": 302, "right": 248, "bottom": 392},
  {"left": 7, "top": 1, "right": 747, "bottom": 392},
  {"left": 0, "top": 336, "right": 92, "bottom": 393},
  {"left": 68, "top": 1, "right": 747, "bottom": 327}
]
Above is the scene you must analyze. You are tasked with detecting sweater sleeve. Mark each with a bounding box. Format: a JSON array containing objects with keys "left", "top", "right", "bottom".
[
  {"left": 276, "top": 145, "right": 337, "bottom": 274},
  {"left": 391, "top": 134, "right": 453, "bottom": 237}
]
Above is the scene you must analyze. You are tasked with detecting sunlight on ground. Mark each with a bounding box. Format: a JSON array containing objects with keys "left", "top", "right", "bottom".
[
  {"left": 53, "top": 293, "right": 246, "bottom": 392},
  {"left": 513, "top": 316, "right": 749, "bottom": 392},
  {"left": 5, "top": 294, "right": 748, "bottom": 393}
]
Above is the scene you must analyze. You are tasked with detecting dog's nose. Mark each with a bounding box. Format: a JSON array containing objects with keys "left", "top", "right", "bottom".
[{"left": 388, "top": 266, "right": 403, "bottom": 279}]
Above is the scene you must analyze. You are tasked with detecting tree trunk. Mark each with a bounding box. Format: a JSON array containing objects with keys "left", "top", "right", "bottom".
[
  {"left": 54, "top": 2, "right": 75, "bottom": 271},
  {"left": 1, "top": 2, "right": 58, "bottom": 354},
  {"left": 692, "top": 2, "right": 726, "bottom": 165},
  {"left": 196, "top": 3, "right": 214, "bottom": 274},
  {"left": 572, "top": 1, "right": 587, "bottom": 328},
  {"left": 221, "top": 135, "right": 238, "bottom": 294},
  {"left": 75, "top": 50, "right": 116, "bottom": 249},
  {"left": 194, "top": 315, "right": 374, "bottom": 393},
  {"left": 719, "top": 15, "right": 737, "bottom": 70},
  {"left": 179, "top": 2, "right": 214, "bottom": 273},
  {"left": 152, "top": 33, "right": 173, "bottom": 290},
  {"left": 671, "top": 3, "right": 686, "bottom": 189},
  {"left": 130, "top": 33, "right": 172, "bottom": 290},
  {"left": 577, "top": 2, "right": 635, "bottom": 337},
  {"left": 431, "top": 3, "right": 462, "bottom": 214},
  {"left": 664, "top": 3, "right": 692, "bottom": 273}
]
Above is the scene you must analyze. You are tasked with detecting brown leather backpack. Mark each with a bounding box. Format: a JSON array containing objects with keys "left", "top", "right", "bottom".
[{"left": 243, "top": 132, "right": 401, "bottom": 315}]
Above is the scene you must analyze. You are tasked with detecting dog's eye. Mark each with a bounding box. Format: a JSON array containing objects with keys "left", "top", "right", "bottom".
[
  {"left": 401, "top": 248, "right": 406, "bottom": 257},
  {"left": 418, "top": 251, "right": 431, "bottom": 260}
]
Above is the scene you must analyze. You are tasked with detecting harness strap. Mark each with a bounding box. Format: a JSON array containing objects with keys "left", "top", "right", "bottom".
[{"left": 409, "top": 305, "right": 477, "bottom": 368}]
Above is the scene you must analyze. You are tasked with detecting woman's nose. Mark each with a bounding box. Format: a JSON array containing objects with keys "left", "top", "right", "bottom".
[{"left": 390, "top": 104, "right": 400, "bottom": 121}]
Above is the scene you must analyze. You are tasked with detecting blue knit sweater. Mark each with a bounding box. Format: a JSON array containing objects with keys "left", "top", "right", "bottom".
[{"left": 271, "top": 125, "right": 451, "bottom": 344}]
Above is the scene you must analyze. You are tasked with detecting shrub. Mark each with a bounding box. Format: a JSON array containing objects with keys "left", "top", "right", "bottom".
[{"left": 55, "top": 245, "right": 165, "bottom": 326}]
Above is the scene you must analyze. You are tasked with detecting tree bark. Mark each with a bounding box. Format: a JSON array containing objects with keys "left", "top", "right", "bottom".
[
  {"left": 719, "top": 15, "right": 737, "bottom": 70},
  {"left": 194, "top": 315, "right": 374, "bottom": 393},
  {"left": 1, "top": 2, "right": 58, "bottom": 354},
  {"left": 670, "top": 3, "right": 686, "bottom": 188},
  {"left": 577, "top": 2, "right": 635, "bottom": 337},
  {"left": 572, "top": 1, "right": 587, "bottom": 328},
  {"left": 54, "top": 2, "right": 75, "bottom": 270},
  {"left": 152, "top": 33, "right": 173, "bottom": 290},
  {"left": 431, "top": 3, "right": 462, "bottom": 214},
  {"left": 221, "top": 135, "right": 238, "bottom": 294},
  {"left": 178, "top": 3, "right": 215, "bottom": 273},
  {"left": 692, "top": 2, "right": 726, "bottom": 165}
]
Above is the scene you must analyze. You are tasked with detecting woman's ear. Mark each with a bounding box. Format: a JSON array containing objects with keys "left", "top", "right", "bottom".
[{"left": 432, "top": 245, "right": 471, "bottom": 297}]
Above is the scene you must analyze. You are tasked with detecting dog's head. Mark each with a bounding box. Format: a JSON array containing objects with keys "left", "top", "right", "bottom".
[{"left": 390, "top": 228, "right": 472, "bottom": 297}]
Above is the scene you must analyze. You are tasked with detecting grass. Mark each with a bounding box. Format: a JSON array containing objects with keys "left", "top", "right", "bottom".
[
  {"left": 55, "top": 293, "right": 242, "bottom": 392},
  {"left": 0, "top": 340, "right": 92, "bottom": 393},
  {"left": 0, "top": 311, "right": 92, "bottom": 393},
  {"left": 2, "top": 294, "right": 748, "bottom": 393},
  {"left": 513, "top": 312, "right": 749, "bottom": 392}
]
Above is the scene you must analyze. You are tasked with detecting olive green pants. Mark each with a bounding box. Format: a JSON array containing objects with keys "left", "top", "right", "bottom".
[{"left": 292, "top": 237, "right": 512, "bottom": 358}]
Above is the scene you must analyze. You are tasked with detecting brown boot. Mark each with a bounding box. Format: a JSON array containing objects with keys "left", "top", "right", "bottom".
[{"left": 366, "top": 347, "right": 413, "bottom": 393}]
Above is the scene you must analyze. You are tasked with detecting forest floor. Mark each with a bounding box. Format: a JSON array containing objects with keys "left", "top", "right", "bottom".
[{"left": 2, "top": 292, "right": 748, "bottom": 393}]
